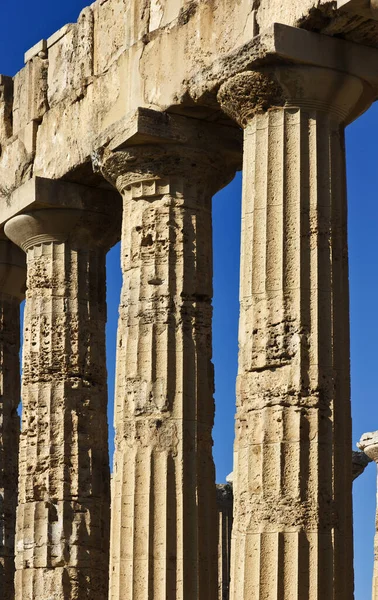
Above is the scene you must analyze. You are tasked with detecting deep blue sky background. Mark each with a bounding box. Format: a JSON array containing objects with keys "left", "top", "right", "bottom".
[{"left": 1, "top": 2, "right": 377, "bottom": 598}]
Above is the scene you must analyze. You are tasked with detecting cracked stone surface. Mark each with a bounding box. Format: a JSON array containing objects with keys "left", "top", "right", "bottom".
[
  {"left": 0, "top": 236, "right": 26, "bottom": 600},
  {"left": 4, "top": 208, "right": 117, "bottom": 600},
  {"left": 218, "top": 66, "right": 375, "bottom": 600}
]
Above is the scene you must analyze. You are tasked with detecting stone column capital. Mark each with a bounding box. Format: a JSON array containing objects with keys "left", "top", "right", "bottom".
[
  {"left": 5, "top": 207, "right": 119, "bottom": 253},
  {"left": 95, "top": 143, "right": 235, "bottom": 198},
  {"left": 218, "top": 65, "right": 375, "bottom": 127},
  {"left": 0, "top": 233, "right": 26, "bottom": 301},
  {"left": 358, "top": 431, "right": 378, "bottom": 463}
]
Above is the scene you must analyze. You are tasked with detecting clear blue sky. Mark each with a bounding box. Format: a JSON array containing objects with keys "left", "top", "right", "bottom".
[{"left": 1, "top": 3, "right": 377, "bottom": 598}]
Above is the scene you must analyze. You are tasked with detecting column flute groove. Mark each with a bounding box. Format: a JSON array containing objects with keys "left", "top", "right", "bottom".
[
  {"left": 218, "top": 66, "right": 374, "bottom": 600},
  {"left": 0, "top": 233, "right": 26, "bottom": 599},
  {"left": 5, "top": 199, "right": 120, "bottom": 600}
]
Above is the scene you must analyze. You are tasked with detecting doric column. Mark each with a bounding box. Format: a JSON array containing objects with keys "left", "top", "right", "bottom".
[
  {"left": 218, "top": 66, "right": 374, "bottom": 599},
  {"left": 4, "top": 199, "right": 119, "bottom": 600},
  {"left": 99, "top": 143, "right": 232, "bottom": 600},
  {"left": 216, "top": 484, "right": 233, "bottom": 600},
  {"left": 0, "top": 233, "right": 25, "bottom": 599},
  {"left": 358, "top": 431, "right": 378, "bottom": 600}
]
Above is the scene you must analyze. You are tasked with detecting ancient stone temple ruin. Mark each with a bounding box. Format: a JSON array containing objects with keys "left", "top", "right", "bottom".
[{"left": 1, "top": 0, "right": 378, "bottom": 598}]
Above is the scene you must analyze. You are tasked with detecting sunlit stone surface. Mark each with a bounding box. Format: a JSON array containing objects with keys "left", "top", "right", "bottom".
[{"left": 1, "top": 0, "right": 378, "bottom": 598}]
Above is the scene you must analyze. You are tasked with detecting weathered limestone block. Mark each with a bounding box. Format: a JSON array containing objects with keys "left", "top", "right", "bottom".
[
  {"left": 98, "top": 138, "right": 237, "bottom": 600},
  {"left": 218, "top": 66, "right": 374, "bottom": 600},
  {"left": 217, "top": 484, "right": 233, "bottom": 600},
  {"left": 0, "top": 123, "right": 41, "bottom": 201},
  {"left": 4, "top": 187, "right": 121, "bottom": 600},
  {"left": 12, "top": 56, "right": 48, "bottom": 135},
  {"left": 47, "top": 7, "right": 94, "bottom": 107},
  {"left": 92, "top": 0, "right": 230, "bottom": 74},
  {"left": 255, "top": 0, "right": 333, "bottom": 32},
  {"left": 5, "top": 2, "right": 377, "bottom": 186},
  {"left": 93, "top": 0, "right": 131, "bottom": 75},
  {"left": 358, "top": 431, "right": 378, "bottom": 600},
  {"left": 0, "top": 76, "right": 13, "bottom": 142},
  {"left": 0, "top": 234, "right": 26, "bottom": 600}
]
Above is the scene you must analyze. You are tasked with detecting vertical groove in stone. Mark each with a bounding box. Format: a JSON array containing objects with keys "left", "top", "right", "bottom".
[
  {"left": 15, "top": 241, "right": 110, "bottom": 600},
  {"left": 109, "top": 177, "right": 217, "bottom": 600},
  {"left": 0, "top": 294, "right": 21, "bottom": 599},
  {"left": 231, "top": 107, "right": 352, "bottom": 600}
]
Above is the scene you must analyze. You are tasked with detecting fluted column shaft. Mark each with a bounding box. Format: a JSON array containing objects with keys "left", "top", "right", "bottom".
[
  {"left": 0, "top": 235, "right": 25, "bottom": 599},
  {"left": 218, "top": 66, "right": 374, "bottom": 599},
  {"left": 100, "top": 146, "right": 227, "bottom": 600},
  {"left": 5, "top": 207, "right": 116, "bottom": 600}
]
